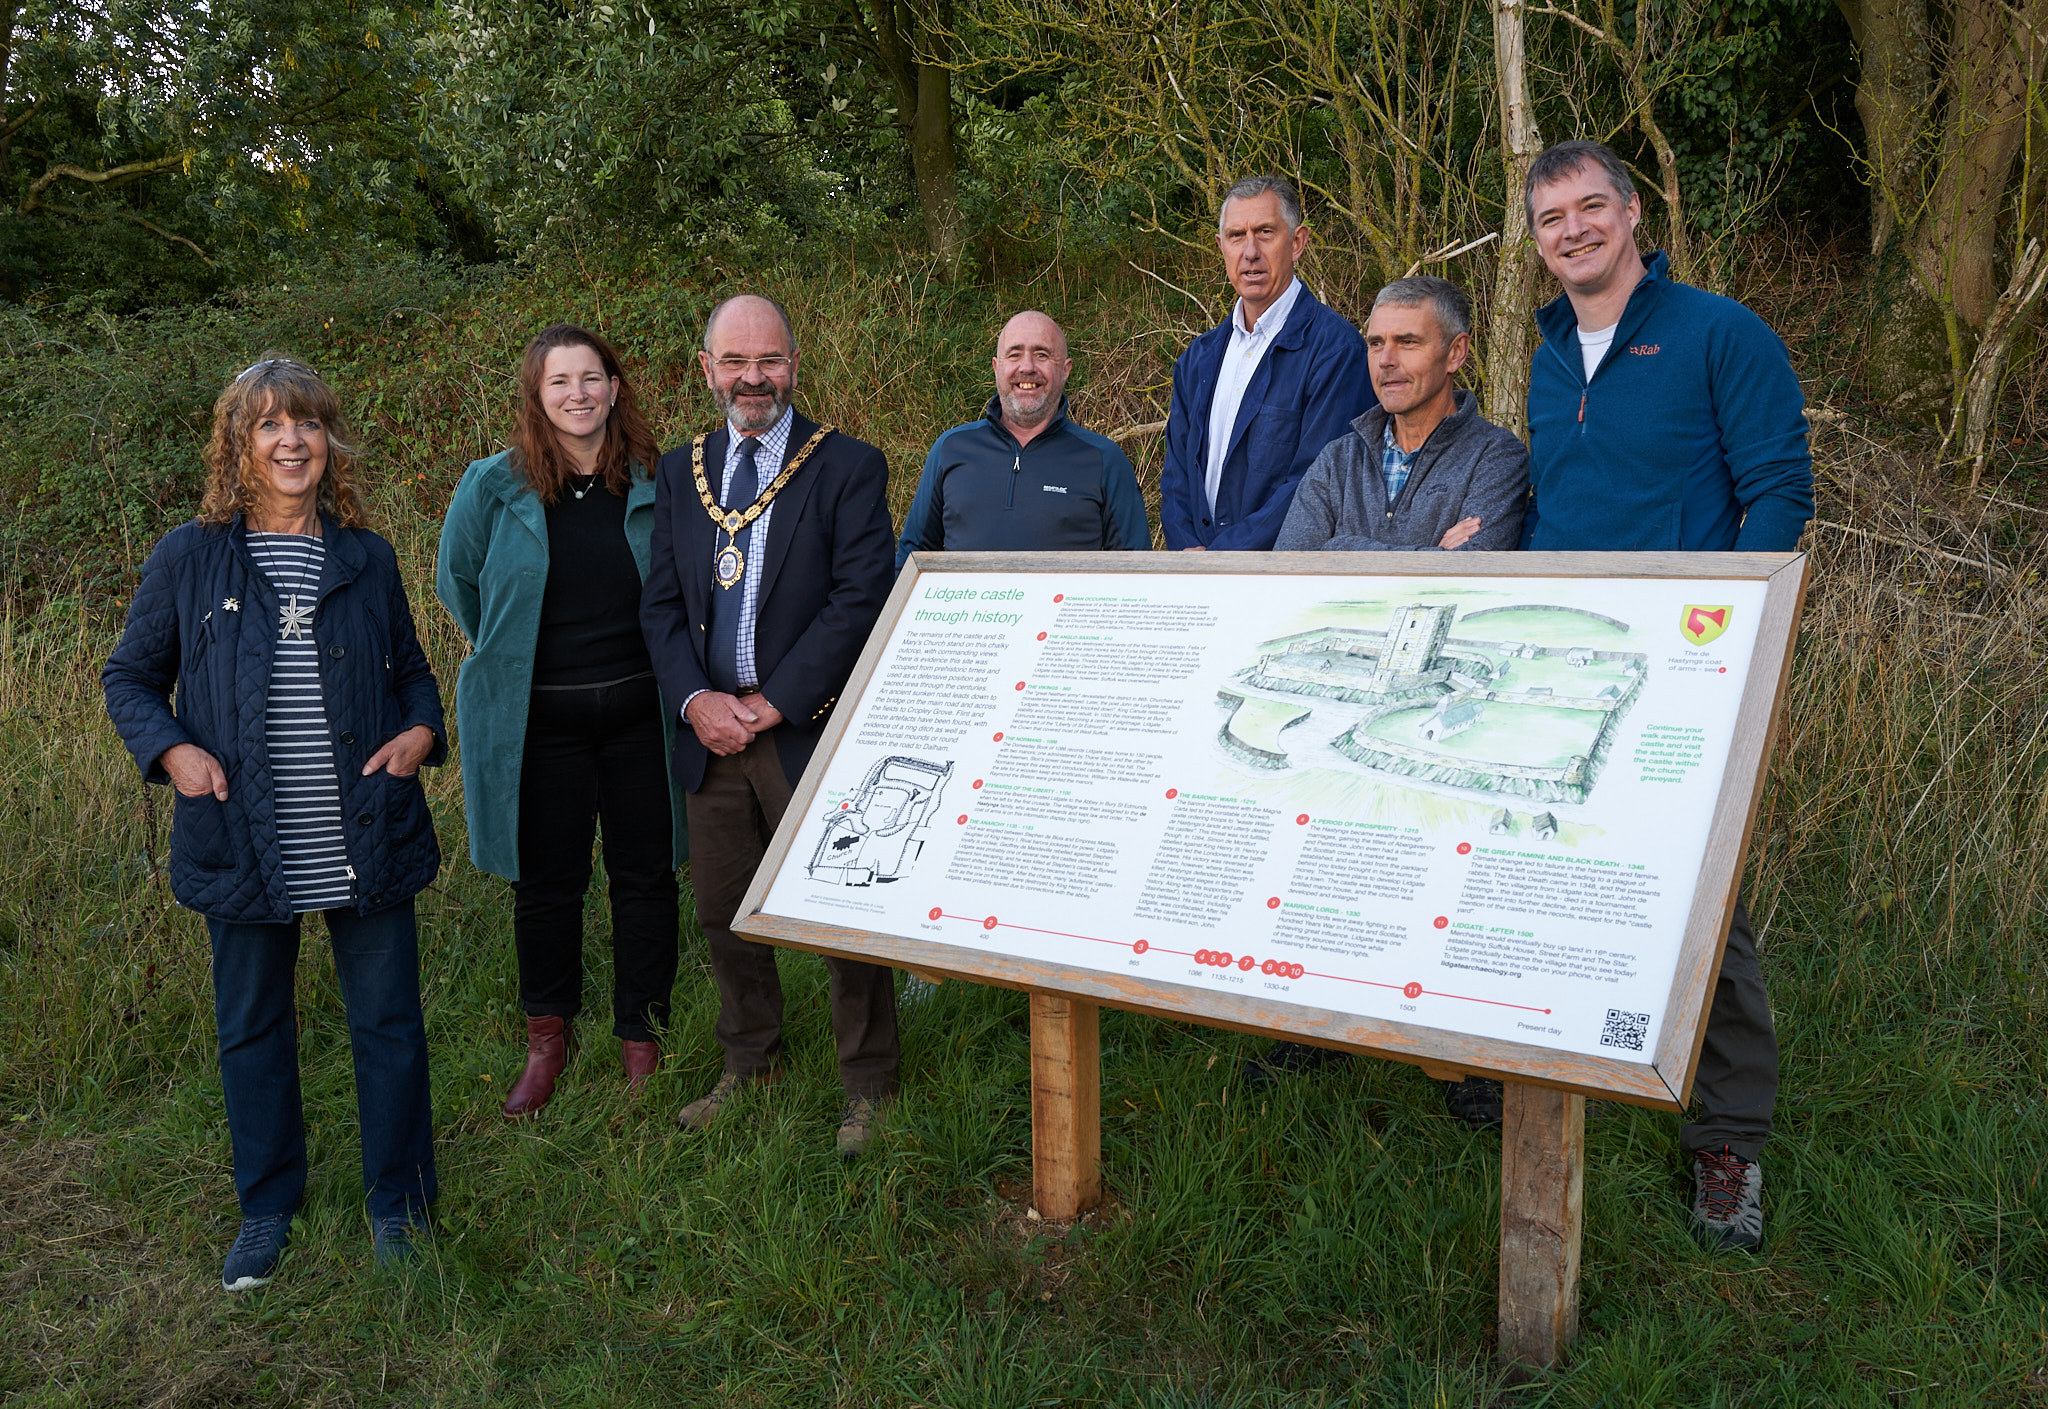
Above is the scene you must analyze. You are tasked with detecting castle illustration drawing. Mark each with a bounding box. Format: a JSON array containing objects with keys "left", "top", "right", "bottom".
[
  {"left": 808, "top": 755, "right": 955, "bottom": 886},
  {"left": 1216, "top": 602, "right": 1647, "bottom": 804}
]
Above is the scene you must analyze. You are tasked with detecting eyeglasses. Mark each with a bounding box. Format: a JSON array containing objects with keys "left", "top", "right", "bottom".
[{"left": 711, "top": 355, "right": 793, "bottom": 376}]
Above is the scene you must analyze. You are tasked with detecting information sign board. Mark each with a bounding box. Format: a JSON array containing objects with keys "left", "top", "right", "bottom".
[{"left": 738, "top": 551, "right": 1807, "bottom": 1107}]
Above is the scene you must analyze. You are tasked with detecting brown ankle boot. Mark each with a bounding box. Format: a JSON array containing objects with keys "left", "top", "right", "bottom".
[
  {"left": 502, "top": 1015, "right": 573, "bottom": 1119},
  {"left": 621, "top": 1039, "right": 660, "bottom": 1093}
]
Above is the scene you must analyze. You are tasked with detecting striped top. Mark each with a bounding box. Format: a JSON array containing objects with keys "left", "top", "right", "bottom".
[{"left": 247, "top": 533, "right": 354, "bottom": 912}]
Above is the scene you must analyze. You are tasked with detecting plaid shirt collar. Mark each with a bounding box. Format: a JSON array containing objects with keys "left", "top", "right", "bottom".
[{"left": 1380, "top": 420, "right": 1418, "bottom": 506}]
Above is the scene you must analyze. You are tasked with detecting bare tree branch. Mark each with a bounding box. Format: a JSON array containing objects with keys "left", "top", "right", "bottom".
[
  {"left": 44, "top": 204, "right": 214, "bottom": 264},
  {"left": 21, "top": 152, "right": 190, "bottom": 213}
]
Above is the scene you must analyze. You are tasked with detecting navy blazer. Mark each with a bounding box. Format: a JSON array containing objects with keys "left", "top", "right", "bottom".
[
  {"left": 102, "top": 516, "right": 447, "bottom": 924},
  {"left": 640, "top": 411, "right": 896, "bottom": 794},
  {"left": 1159, "top": 283, "right": 1376, "bottom": 550}
]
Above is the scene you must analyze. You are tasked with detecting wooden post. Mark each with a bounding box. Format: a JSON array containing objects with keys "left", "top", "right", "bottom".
[
  {"left": 1498, "top": 1081, "right": 1585, "bottom": 1376},
  {"left": 1029, "top": 992, "right": 1101, "bottom": 1220}
]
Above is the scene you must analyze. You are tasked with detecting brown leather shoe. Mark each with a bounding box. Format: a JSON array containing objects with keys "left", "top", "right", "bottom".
[
  {"left": 676, "top": 1070, "right": 774, "bottom": 1130},
  {"left": 621, "top": 1039, "right": 660, "bottom": 1093},
  {"left": 502, "top": 1015, "right": 574, "bottom": 1119}
]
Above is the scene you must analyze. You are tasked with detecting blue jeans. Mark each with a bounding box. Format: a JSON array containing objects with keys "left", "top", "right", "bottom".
[{"left": 207, "top": 898, "right": 437, "bottom": 1222}]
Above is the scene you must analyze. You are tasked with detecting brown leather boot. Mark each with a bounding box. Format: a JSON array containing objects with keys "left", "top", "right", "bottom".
[
  {"left": 502, "top": 1015, "right": 574, "bottom": 1119},
  {"left": 621, "top": 1039, "right": 660, "bottom": 1093}
]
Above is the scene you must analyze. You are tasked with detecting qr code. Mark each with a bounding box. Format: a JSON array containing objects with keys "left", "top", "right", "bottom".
[{"left": 1599, "top": 1008, "right": 1651, "bottom": 1051}]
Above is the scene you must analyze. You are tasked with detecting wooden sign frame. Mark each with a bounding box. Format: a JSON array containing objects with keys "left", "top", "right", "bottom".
[{"left": 735, "top": 549, "right": 1809, "bottom": 1370}]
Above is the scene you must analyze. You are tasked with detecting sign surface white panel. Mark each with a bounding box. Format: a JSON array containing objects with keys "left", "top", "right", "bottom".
[{"left": 761, "top": 570, "right": 1769, "bottom": 1069}]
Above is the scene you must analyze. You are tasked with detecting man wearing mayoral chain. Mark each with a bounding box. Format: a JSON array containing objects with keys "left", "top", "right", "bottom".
[{"left": 640, "top": 293, "right": 902, "bottom": 1157}]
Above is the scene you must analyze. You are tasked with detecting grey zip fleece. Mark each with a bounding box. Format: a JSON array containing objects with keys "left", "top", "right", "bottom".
[{"left": 1274, "top": 389, "right": 1529, "bottom": 552}]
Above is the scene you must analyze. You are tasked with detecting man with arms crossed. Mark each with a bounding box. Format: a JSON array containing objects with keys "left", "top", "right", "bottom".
[
  {"left": 1160, "top": 175, "right": 1375, "bottom": 552},
  {"left": 896, "top": 310, "right": 1150, "bottom": 563},
  {"left": 641, "top": 294, "right": 901, "bottom": 1158},
  {"left": 1252, "top": 275, "right": 1530, "bottom": 1114},
  {"left": 1522, "top": 139, "right": 1813, "bottom": 1253}
]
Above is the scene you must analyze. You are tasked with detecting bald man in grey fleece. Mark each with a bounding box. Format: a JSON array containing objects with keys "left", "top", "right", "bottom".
[{"left": 1276, "top": 276, "right": 1527, "bottom": 553}]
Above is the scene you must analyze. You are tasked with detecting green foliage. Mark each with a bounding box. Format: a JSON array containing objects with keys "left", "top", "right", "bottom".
[
  {"left": 1528, "top": 0, "right": 1860, "bottom": 242},
  {"left": 419, "top": 0, "right": 922, "bottom": 252},
  {"left": 1, "top": 1, "right": 485, "bottom": 307}
]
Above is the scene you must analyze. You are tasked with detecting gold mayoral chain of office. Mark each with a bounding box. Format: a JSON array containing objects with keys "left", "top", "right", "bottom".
[{"left": 692, "top": 423, "right": 835, "bottom": 590}]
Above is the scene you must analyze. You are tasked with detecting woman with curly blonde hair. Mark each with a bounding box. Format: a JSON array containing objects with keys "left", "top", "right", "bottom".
[{"left": 104, "top": 356, "right": 448, "bottom": 1291}]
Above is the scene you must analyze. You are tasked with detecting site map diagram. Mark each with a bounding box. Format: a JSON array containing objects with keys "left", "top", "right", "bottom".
[{"left": 763, "top": 569, "right": 1773, "bottom": 1067}]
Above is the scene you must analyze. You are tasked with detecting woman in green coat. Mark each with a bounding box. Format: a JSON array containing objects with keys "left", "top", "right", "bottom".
[{"left": 437, "top": 324, "right": 686, "bottom": 1117}]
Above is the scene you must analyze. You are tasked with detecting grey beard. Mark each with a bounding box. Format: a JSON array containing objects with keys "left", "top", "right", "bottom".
[
  {"left": 719, "top": 382, "right": 790, "bottom": 432},
  {"left": 999, "top": 389, "right": 1056, "bottom": 427}
]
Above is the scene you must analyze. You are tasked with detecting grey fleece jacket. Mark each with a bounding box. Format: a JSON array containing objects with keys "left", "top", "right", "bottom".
[{"left": 1275, "top": 389, "right": 1529, "bottom": 552}]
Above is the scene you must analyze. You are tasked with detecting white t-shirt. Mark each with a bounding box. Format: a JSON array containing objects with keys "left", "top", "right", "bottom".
[
  {"left": 1204, "top": 276, "right": 1305, "bottom": 513},
  {"left": 1578, "top": 321, "right": 1618, "bottom": 381}
]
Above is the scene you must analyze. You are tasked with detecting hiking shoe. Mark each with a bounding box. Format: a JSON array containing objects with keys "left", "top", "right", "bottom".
[
  {"left": 1443, "top": 1075, "right": 1505, "bottom": 1129},
  {"left": 677, "top": 1070, "right": 774, "bottom": 1131},
  {"left": 221, "top": 1212, "right": 292, "bottom": 1292},
  {"left": 836, "top": 1095, "right": 892, "bottom": 1159},
  {"left": 1691, "top": 1146, "right": 1764, "bottom": 1253},
  {"left": 373, "top": 1213, "right": 430, "bottom": 1267},
  {"left": 1242, "top": 1040, "right": 1354, "bottom": 1087}
]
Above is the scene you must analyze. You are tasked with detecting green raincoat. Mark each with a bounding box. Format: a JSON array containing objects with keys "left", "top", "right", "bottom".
[{"left": 435, "top": 450, "right": 687, "bottom": 880}]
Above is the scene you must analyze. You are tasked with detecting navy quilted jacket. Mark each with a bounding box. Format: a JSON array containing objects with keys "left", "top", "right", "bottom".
[{"left": 103, "top": 515, "right": 448, "bottom": 923}]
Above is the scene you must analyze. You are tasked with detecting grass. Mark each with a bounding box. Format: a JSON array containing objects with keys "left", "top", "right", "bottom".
[{"left": 4, "top": 251, "right": 2048, "bottom": 1404}]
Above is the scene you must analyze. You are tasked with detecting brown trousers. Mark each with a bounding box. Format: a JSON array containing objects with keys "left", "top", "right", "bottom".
[{"left": 686, "top": 740, "right": 899, "bottom": 1098}]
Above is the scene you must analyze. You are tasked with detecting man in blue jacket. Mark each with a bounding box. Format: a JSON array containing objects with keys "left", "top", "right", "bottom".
[
  {"left": 1160, "top": 174, "right": 1376, "bottom": 551},
  {"left": 1523, "top": 139, "right": 1813, "bottom": 1256},
  {"left": 896, "top": 310, "right": 1150, "bottom": 565}
]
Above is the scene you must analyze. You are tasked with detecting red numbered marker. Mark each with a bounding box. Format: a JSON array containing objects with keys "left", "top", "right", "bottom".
[
  {"left": 1403, "top": 982, "right": 1423, "bottom": 999},
  {"left": 1296, "top": 814, "right": 1309, "bottom": 826},
  {"left": 1133, "top": 940, "right": 1149, "bottom": 954},
  {"left": 993, "top": 731, "right": 1004, "bottom": 742},
  {"left": 1456, "top": 842, "right": 1472, "bottom": 855},
  {"left": 1196, "top": 949, "right": 1213, "bottom": 965},
  {"left": 983, "top": 916, "right": 999, "bottom": 931},
  {"left": 1266, "top": 897, "right": 1281, "bottom": 909},
  {"left": 1053, "top": 593, "right": 1064, "bottom": 602},
  {"left": 1289, "top": 963, "right": 1305, "bottom": 980},
  {"left": 1237, "top": 955, "right": 1255, "bottom": 972},
  {"left": 1036, "top": 631, "right": 1048, "bottom": 641},
  {"left": 956, "top": 815, "right": 968, "bottom": 824},
  {"left": 1015, "top": 681, "right": 1026, "bottom": 691},
  {"left": 927, "top": 907, "right": 942, "bottom": 921},
  {"left": 1433, "top": 916, "right": 1449, "bottom": 929},
  {"left": 972, "top": 779, "right": 983, "bottom": 789},
  {"left": 1165, "top": 788, "right": 1178, "bottom": 799}
]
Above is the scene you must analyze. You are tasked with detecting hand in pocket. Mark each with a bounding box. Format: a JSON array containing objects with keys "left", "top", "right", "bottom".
[{"left": 163, "top": 743, "right": 228, "bottom": 799}]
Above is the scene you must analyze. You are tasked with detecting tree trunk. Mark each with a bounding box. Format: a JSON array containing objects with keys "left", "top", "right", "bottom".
[
  {"left": 1834, "top": 0, "right": 1934, "bottom": 259},
  {"left": 910, "top": 54, "right": 964, "bottom": 271},
  {"left": 1843, "top": 0, "right": 2048, "bottom": 430},
  {"left": 1486, "top": 0, "right": 1545, "bottom": 441},
  {"left": 864, "top": 0, "right": 967, "bottom": 273},
  {"left": 1906, "top": 0, "right": 2044, "bottom": 328}
]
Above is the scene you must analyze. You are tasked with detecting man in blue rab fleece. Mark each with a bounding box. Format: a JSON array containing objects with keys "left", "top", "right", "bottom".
[
  {"left": 896, "top": 311, "right": 1150, "bottom": 565},
  {"left": 1159, "top": 174, "right": 1375, "bottom": 552},
  {"left": 1523, "top": 139, "right": 1813, "bottom": 1256}
]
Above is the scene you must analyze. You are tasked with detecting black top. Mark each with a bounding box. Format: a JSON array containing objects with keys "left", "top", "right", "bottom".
[{"left": 533, "top": 474, "right": 654, "bottom": 687}]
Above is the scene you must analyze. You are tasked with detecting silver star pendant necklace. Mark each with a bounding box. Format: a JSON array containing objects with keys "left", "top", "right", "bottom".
[{"left": 260, "top": 536, "right": 320, "bottom": 641}]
